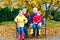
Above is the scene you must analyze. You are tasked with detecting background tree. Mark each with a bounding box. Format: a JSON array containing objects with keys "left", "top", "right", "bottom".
[
  {"left": 0, "top": 0, "right": 60, "bottom": 21},
  {"left": 17, "top": 0, "right": 60, "bottom": 19}
]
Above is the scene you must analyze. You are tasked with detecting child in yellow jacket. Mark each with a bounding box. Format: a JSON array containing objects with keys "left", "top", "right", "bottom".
[{"left": 14, "top": 10, "right": 28, "bottom": 40}]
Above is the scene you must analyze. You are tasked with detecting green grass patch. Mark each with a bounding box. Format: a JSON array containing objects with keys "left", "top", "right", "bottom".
[
  {"left": 46, "top": 21, "right": 60, "bottom": 28},
  {"left": 46, "top": 20, "right": 60, "bottom": 25},
  {"left": 0, "top": 21, "right": 60, "bottom": 25},
  {"left": 0, "top": 21, "right": 60, "bottom": 28},
  {"left": 0, "top": 21, "right": 15, "bottom": 25}
]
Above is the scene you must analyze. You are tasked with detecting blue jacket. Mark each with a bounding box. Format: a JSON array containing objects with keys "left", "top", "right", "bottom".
[{"left": 29, "top": 13, "right": 36, "bottom": 23}]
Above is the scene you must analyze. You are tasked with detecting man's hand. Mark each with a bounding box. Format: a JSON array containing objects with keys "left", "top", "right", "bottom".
[{"left": 30, "top": 23, "right": 33, "bottom": 28}]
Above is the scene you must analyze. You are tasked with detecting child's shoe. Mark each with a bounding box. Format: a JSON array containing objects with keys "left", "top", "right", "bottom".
[
  {"left": 39, "top": 29, "right": 41, "bottom": 35},
  {"left": 17, "top": 34, "right": 21, "bottom": 40},
  {"left": 30, "top": 29, "right": 33, "bottom": 34},
  {"left": 21, "top": 34, "right": 25, "bottom": 40}
]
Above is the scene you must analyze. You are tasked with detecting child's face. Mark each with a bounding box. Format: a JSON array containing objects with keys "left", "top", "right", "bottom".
[
  {"left": 37, "top": 13, "right": 40, "bottom": 16},
  {"left": 22, "top": 8, "right": 27, "bottom": 14},
  {"left": 19, "top": 10, "right": 23, "bottom": 15},
  {"left": 37, "top": 11, "right": 40, "bottom": 16}
]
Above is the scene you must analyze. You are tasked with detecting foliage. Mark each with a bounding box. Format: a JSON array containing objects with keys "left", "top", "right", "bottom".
[
  {"left": 54, "top": 11, "right": 60, "bottom": 21},
  {"left": 0, "top": 6, "right": 22, "bottom": 22},
  {"left": 0, "top": 0, "right": 60, "bottom": 21}
]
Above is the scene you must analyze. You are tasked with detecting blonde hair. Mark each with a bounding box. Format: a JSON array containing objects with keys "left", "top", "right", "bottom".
[
  {"left": 19, "top": 10, "right": 22, "bottom": 13},
  {"left": 33, "top": 7, "right": 38, "bottom": 10},
  {"left": 37, "top": 11, "right": 41, "bottom": 14}
]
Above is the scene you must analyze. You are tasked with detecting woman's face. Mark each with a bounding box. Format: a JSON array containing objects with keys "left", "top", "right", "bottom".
[{"left": 22, "top": 8, "right": 27, "bottom": 14}]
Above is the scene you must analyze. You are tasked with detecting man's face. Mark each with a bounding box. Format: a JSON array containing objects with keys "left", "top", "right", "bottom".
[
  {"left": 33, "top": 8, "right": 38, "bottom": 13},
  {"left": 22, "top": 8, "right": 27, "bottom": 14}
]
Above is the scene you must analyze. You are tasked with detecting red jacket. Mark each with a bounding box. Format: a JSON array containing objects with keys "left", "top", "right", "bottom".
[
  {"left": 33, "top": 15, "right": 42, "bottom": 24},
  {"left": 24, "top": 13, "right": 29, "bottom": 17}
]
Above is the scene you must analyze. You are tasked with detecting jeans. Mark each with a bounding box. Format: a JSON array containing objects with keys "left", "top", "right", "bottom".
[
  {"left": 24, "top": 25, "right": 28, "bottom": 37},
  {"left": 31, "top": 23, "right": 41, "bottom": 37},
  {"left": 17, "top": 27, "right": 24, "bottom": 34}
]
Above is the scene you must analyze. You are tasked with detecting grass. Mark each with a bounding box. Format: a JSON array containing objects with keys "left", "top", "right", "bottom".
[
  {"left": 46, "top": 20, "right": 60, "bottom": 25},
  {"left": 0, "top": 21, "right": 15, "bottom": 25},
  {"left": 0, "top": 20, "right": 60, "bottom": 25},
  {"left": 46, "top": 20, "right": 60, "bottom": 28}
]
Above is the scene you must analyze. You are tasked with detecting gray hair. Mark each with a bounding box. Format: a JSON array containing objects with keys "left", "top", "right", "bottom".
[{"left": 33, "top": 7, "right": 38, "bottom": 10}]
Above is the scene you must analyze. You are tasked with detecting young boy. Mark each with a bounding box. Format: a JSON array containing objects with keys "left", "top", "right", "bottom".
[
  {"left": 14, "top": 10, "right": 28, "bottom": 40},
  {"left": 32, "top": 11, "right": 42, "bottom": 37},
  {"left": 22, "top": 8, "right": 29, "bottom": 38}
]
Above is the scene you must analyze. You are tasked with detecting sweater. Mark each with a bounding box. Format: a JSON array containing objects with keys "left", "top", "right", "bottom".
[
  {"left": 14, "top": 15, "right": 28, "bottom": 27},
  {"left": 33, "top": 15, "right": 42, "bottom": 24},
  {"left": 29, "top": 13, "right": 36, "bottom": 23}
]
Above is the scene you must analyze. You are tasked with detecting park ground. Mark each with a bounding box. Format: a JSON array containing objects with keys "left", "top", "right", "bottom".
[{"left": 0, "top": 21, "right": 60, "bottom": 40}]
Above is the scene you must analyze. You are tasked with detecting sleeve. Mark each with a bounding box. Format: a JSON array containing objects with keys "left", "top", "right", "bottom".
[
  {"left": 39, "top": 16, "right": 43, "bottom": 23},
  {"left": 26, "top": 13, "right": 29, "bottom": 19},
  {"left": 33, "top": 16, "right": 35, "bottom": 23},
  {"left": 38, "top": 22, "right": 42, "bottom": 27},
  {"left": 14, "top": 16, "right": 18, "bottom": 22},
  {"left": 29, "top": 14, "right": 32, "bottom": 23},
  {"left": 24, "top": 16, "right": 28, "bottom": 24},
  {"left": 40, "top": 16, "right": 43, "bottom": 22},
  {"left": 26, "top": 13, "right": 29, "bottom": 17}
]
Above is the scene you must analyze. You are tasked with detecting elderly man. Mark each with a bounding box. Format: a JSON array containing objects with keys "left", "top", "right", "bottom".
[{"left": 29, "top": 7, "right": 38, "bottom": 38}]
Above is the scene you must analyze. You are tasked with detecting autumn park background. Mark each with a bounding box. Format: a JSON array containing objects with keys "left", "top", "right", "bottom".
[{"left": 0, "top": 0, "right": 60, "bottom": 40}]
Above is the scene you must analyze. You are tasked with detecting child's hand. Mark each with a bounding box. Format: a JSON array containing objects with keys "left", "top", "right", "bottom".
[
  {"left": 34, "top": 22, "right": 35, "bottom": 24},
  {"left": 24, "top": 21, "right": 27, "bottom": 24},
  {"left": 15, "top": 22, "right": 18, "bottom": 26},
  {"left": 24, "top": 20, "right": 27, "bottom": 24},
  {"left": 34, "top": 22, "right": 37, "bottom": 24},
  {"left": 35, "top": 23, "right": 37, "bottom": 24},
  {"left": 17, "top": 22, "right": 20, "bottom": 26},
  {"left": 38, "top": 22, "right": 42, "bottom": 27}
]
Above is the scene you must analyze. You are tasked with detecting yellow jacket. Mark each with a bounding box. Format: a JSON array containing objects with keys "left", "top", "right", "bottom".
[{"left": 14, "top": 15, "right": 28, "bottom": 27}]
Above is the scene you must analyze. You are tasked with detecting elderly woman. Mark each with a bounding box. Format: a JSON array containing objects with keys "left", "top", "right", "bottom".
[{"left": 22, "top": 8, "right": 29, "bottom": 38}]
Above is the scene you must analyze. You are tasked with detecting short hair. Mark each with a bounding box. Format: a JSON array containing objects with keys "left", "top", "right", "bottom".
[
  {"left": 23, "top": 8, "right": 26, "bottom": 10},
  {"left": 37, "top": 11, "right": 41, "bottom": 14},
  {"left": 33, "top": 7, "right": 38, "bottom": 10}
]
